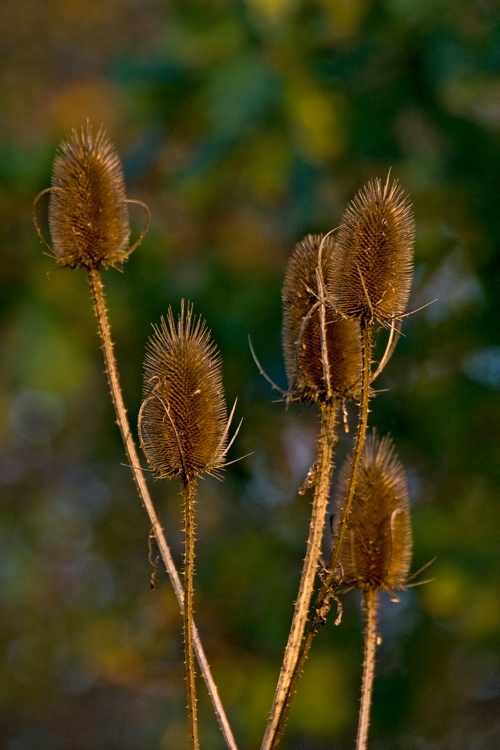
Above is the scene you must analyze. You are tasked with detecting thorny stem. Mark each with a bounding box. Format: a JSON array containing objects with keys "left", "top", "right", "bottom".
[
  {"left": 87, "top": 267, "right": 238, "bottom": 750},
  {"left": 267, "top": 322, "right": 373, "bottom": 748},
  {"left": 182, "top": 477, "right": 199, "bottom": 750},
  {"left": 261, "top": 399, "right": 339, "bottom": 750},
  {"left": 357, "top": 588, "right": 378, "bottom": 750}
]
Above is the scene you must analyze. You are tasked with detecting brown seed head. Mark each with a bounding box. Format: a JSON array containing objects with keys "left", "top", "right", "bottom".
[
  {"left": 336, "top": 431, "right": 412, "bottom": 591},
  {"left": 329, "top": 176, "right": 415, "bottom": 324},
  {"left": 282, "top": 234, "right": 362, "bottom": 403},
  {"left": 47, "top": 122, "right": 131, "bottom": 269},
  {"left": 139, "top": 302, "right": 228, "bottom": 480}
]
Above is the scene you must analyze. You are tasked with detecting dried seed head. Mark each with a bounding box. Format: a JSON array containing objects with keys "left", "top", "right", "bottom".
[
  {"left": 47, "top": 122, "right": 131, "bottom": 269},
  {"left": 336, "top": 431, "right": 412, "bottom": 591},
  {"left": 329, "top": 176, "right": 415, "bottom": 324},
  {"left": 282, "top": 234, "right": 362, "bottom": 403},
  {"left": 139, "top": 302, "right": 228, "bottom": 480}
]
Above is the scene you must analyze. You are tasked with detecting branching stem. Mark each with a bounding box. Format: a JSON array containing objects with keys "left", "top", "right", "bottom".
[
  {"left": 265, "top": 321, "right": 373, "bottom": 748},
  {"left": 261, "top": 399, "right": 339, "bottom": 750},
  {"left": 87, "top": 267, "right": 237, "bottom": 750}
]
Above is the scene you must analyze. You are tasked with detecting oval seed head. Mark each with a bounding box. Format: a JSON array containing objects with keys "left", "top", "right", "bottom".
[
  {"left": 336, "top": 431, "right": 412, "bottom": 591},
  {"left": 48, "top": 122, "right": 131, "bottom": 269},
  {"left": 282, "top": 234, "right": 362, "bottom": 403},
  {"left": 139, "top": 302, "right": 228, "bottom": 480},
  {"left": 329, "top": 176, "right": 415, "bottom": 324}
]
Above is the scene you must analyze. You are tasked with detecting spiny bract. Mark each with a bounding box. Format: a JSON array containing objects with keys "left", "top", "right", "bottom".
[
  {"left": 282, "top": 233, "right": 362, "bottom": 403},
  {"left": 329, "top": 176, "right": 415, "bottom": 324},
  {"left": 48, "top": 122, "right": 130, "bottom": 269},
  {"left": 336, "top": 431, "right": 412, "bottom": 591},
  {"left": 139, "top": 302, "right": 228, "bottom": 480}
]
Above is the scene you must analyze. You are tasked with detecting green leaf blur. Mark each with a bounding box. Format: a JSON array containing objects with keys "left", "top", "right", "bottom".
[{"left": 0, "top": 1, "right": 499, "bottom": 748}]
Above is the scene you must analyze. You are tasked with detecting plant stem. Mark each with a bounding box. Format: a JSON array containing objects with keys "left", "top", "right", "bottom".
[
  {"left": 357, "top": 588, "right": 378, "bottom": 750},
  {"left": 266, "top": 321, "right": 373, "bottom": 749},
  {"left": 182, "top": 477, "right": 199, "bottom": 749},
  {"left": 87, "top": 267, "right": 237, "bottom": 750},
  {"left": 261, "top": 399, "right": 338, "bottom": 750}
]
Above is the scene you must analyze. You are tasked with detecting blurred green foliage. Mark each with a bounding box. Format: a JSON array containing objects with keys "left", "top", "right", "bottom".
[{"left": 1, "top": 0, "right": 499, "bottom": 748}]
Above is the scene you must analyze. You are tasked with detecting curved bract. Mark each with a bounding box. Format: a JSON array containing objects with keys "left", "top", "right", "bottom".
[
  {"left": 139, "top": 301, "right": 228, "bottom": 480},
  {"left": 282, "top": 233, "right": 362, "bottom": 403},
  {"left": 329, "top": 176, "right": 415, "bottom": 325},
  {"left": 48, "top": 122, "right": 130, "bottom": 269}
]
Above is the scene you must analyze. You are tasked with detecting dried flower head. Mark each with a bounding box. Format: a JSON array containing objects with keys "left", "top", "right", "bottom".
[
  {"left": 336, "top": 431, "right": 412, "bottom": 591},
  {"left": 47, "top": 122, "right": 131, "bottom": 269},
  {"left": 282, "top": 234, "right": 362, "bottom": 403},
  {"left": 329, "top": 176, "right": 415, "bottom": 324},
  {"left": 139, "top": 302, "right": 228, "bottom": 480}
]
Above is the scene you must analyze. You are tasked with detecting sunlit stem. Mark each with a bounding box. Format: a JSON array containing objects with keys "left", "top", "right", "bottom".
[
  {"left": 261, "top": 399, "right": 339, "bottom": 750},
  {"left": 87, "top": 267, "right": 238, "bottom": 750},
  {"left": 357, "top": 588, "right": 378, "bottom": 750},
  {"left": 266, "top": 321, "right": 373, "bottom": 749},
  {"left": 182, "top": 476, "right": 199, "bottom": 750}
]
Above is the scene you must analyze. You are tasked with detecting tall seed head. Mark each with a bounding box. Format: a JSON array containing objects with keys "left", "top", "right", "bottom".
[
  {"left": 336, "top": 431, "right": 412, "bottom": 591},
  {"left": 282, "top": 234, "right": 362, "bottom": 403},
  {"left": 139, "top": 302, "right": 228, "bottom": 480},
  {"left": 329, "top": 176, "right": 415, "bottom": 324},
  {"left": 47, "top": 122, "right": 131, "bottom": 269}
]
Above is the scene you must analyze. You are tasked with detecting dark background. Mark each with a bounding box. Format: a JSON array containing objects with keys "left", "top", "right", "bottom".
[{"left": 1, "top": 1, "right": 499, "bottom": 748}]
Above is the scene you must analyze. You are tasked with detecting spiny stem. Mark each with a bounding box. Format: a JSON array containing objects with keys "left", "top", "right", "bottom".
[
  {"left": 183, "top": 477, "right": 199, "bottom": 750},
  {"left": 327, "top": 321, "right": 372, "bottom": 584},
  {"left": 87, "top": 267, "right": 237, "bottom": 750},
  {"left": 357, "top": 588, "right": 378, "bottom": 750},
  {"left": 261, "top": 399, "right": 338, "bottom": 750},
  {"left": 268, "top": 322, "right": 373, "bottom": 748}
]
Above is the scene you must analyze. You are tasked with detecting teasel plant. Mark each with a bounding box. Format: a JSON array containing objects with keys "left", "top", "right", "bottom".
[
  {"left": 263, "top": 176, "right": 415, "bottom": 748},
  {"left": 32, "top": 122, "right": 238, "bottom": 750},
  {"left": 138, "top": 303, "right": 236, "bottom": 749},
  {"left": 261, "top": 233, "right": 362, "bottom": 749},
  {"left": 318, "top": 175, "right": 415, "bottom": 624},
  {"left": 335, "top": 431, "right": 413, "bottom": 750}
]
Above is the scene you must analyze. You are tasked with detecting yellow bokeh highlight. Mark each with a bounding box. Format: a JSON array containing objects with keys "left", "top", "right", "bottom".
[
  {"left": 288, "top": 651, "right": 352, "bottom": 736},
  {"left": 420, "top": 563, "right": 468, "bottom": 620},
  {"left": 98, "top": 645, "right": 145, "bottom": 686},
  {"left": 241, "top": 132, "right": 289, "bottom": 204},
  {"left": 322, "top": 0, "right": 369, "bottom": 40},
  {"left": 246, "top": 0, "right": 299, "bottom": 23},
  {"left": 45, "top": 79, "right": 125, "bottom": 140},
  {"left": 289, "top": 84, "right": 346, "bottom": 163},
  {"left": 462, "top": 588, "right": 500, "bottom": 640}
]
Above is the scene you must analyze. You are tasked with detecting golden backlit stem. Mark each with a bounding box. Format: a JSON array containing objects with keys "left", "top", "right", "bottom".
[
  {"left": 261, "top": 399, "right": 338, "bottom": 750},
  {"left": 357, "top": 588, "right": 378, "bottom": 750},
  {"left": 182, "top": 477, "right": 199, "bottom": 750},
  {"left": 267, "top": 322, "right": 373, "bottom": 748},
  {"left": 87, "top": 268, "right": 238, "bottom": 750},
  {"left": 325, "top": 321, "right": 373, "bottom": 587}
]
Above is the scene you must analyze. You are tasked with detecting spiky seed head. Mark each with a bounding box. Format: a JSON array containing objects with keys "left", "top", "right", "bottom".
[
  {"left": 47, "top": 122, "right": 131, "bottom": 269},
  {"left": 329, "top": 176, "right": 415, "bottom": 324},
  {"left": 282, "top": 234, "right": 362, "bottom": 403},
  {"left": 139, "top": 302, "right": 228, "bottom": 480},
  {"left": 336, "top": 431, "right": 412, "bottom": 591}
]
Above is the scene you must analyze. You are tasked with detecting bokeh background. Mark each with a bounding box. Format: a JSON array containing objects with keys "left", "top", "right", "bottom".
[{"left": 1, "top": 1, "right": 499, "bottom": 748}]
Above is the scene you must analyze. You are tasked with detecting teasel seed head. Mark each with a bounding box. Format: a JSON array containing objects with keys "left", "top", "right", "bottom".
[
  {"left": 329, "top": 176, "right": 415, "bottom": 325},
  {"left": 138, "top": 302, "right": 228, "bottom": 481},
  {"left": 336, "top": 431, "right": 412, "bottom": 592},
  {"left": 47, "top": 122, "right": 131, "bottom": 269},
  {"left": 282, "top": 234, "right": 362, "bottom": 403}
]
